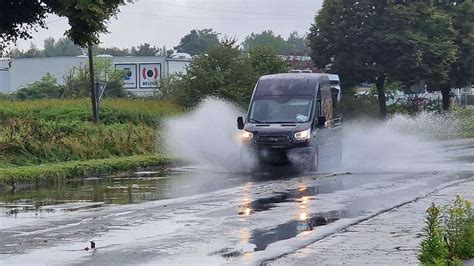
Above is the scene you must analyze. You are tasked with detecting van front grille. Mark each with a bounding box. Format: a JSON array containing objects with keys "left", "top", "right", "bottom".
[{"left": 256, "top": 135, "right": 292, "bottom": 147}]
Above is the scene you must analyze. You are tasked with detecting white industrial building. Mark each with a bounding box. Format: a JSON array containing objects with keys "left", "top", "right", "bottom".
[{"left": 0, "top": 54, "right": 192, "bottom": 95}]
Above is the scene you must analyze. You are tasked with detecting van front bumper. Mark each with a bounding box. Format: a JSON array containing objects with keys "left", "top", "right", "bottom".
[{"left": 251, "top": 145, "right": 316, "bottom": 165}]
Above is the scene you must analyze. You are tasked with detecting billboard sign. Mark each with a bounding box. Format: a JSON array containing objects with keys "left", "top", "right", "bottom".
[
  {"left": 115, "top": 64, "right": 137, "bottom": 89},
  {"left": 139, "top": 63, "right": 161, "bottom": 88}
]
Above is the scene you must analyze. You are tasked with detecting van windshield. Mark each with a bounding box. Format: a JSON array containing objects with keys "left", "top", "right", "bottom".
[{"left": 249, "top": 96, "right": 313, "bottom": 123}]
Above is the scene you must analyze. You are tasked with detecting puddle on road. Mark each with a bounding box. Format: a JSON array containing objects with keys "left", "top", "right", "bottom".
[
  {"left": 239, "top": 186, "right": 318, "bottom": 215},
  {"left": 1, "top": 174, "right": 176, "bottom": 213},
  {"left": 232, "top": 182, "right": 351, "bottom": 255},
  {"left": 249, "top": 210, "right": 346, "bottom": 251},
  {"left": 238, "top": 177, "right": 353, "bottom": 217},
  {"left": 0, "top": 169, "right": 259, "bottom": 222}
]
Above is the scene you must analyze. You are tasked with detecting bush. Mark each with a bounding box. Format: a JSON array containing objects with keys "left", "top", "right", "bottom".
[
  {"left": 418, "top": 203, "right": 449, "bottom": 265},
  {"left": 14, "top": 58, "right": 127, "bottom": 100},
  {"left": 340, "top": 94, "right": 380, "bottom": 120},
  {"left": 15, "top": 73, "right": 63, "bottom": 100},
  {"left": 419, "top": 196, "right": 474, "bottom": 265}
]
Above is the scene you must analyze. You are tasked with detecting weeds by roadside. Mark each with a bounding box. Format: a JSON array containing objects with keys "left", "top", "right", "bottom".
[
  {"left": 0, "top": 99, "right": 182, "bottom": 183},
  {"left": 419, "top": 196, "right": 474, "bottom": 265},
  {"left": 0, "top": 99, "right": 182, "bottom": 166}
]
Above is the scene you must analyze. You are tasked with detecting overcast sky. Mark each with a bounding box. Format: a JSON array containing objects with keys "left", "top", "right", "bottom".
[{"left": 14, "top": 0, "right": 323, "bottom": 50}]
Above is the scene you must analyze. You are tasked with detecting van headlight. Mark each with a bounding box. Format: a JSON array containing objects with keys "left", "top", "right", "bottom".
[
  {"left": 294, "top": 128, "right": 311, "bottom": 141},
  {"left": 239, "top": 130, "right": 254, "bottom": 142}
]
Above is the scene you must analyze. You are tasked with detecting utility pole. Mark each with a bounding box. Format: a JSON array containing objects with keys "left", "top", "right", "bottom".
[{"left": 88, "top": 43, "right": 99, "bottom": 123}]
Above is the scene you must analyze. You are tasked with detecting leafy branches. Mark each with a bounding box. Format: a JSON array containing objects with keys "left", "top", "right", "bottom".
[{"left": 169, "top": 38, "right": 288, "bottom": 108}]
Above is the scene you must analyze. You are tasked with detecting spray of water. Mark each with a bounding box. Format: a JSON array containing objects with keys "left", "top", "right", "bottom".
[
  {"left": 164, "top": 99, "right": 462, "bottom": 173},
  {"left": 164, "top": 98, "right": 256, "bottom": 172},
  {"left": 340, "top": 119, "right": 452, "bottom": 173}
]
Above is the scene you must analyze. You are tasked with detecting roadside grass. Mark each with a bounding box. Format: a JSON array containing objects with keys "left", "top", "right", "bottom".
[
  {"left": 0, "top": 98, "right": 183, "bottom": 126},
  {"left": 419, "top": 196, "right": 474, "bottom": 265},
  {"left": 0, "top": 120, "right": 158, "bottom": 165},
  {"left": 452, "top": 107, "right": 474, "bottom": 138},
  {"left": 0, "top": 99, "right": 182, "bottom": 184},
  {"left": 0, "top": 155, "right": 174, "bottom": 186}
]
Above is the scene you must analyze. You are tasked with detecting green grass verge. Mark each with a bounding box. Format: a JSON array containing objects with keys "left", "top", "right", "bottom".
[
  {"left": 0, "top": 155, "right": 175, "bottom": 185},
  {"left": 453, "top": 107, "right": 474, "bottom": 138}
]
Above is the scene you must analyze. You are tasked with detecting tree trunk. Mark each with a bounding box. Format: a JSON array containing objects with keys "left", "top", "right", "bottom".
[
  {"left": 441, "top": 87, "right": 451, "bottom": 111},
  {"left": 375, "top": 74, "right": 388, "bottom": 119},
  {"left": 88, "top": 44, "right": 99, "bottom": 124}
]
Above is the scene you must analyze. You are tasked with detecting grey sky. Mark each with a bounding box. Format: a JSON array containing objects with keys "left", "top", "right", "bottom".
[{"left": 15, "top": 0, "right": 323, "bottom": 50}]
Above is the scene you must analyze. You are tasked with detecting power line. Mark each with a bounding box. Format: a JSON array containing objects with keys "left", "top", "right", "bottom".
[
  {"left": 145, "top": 0, "right": 312, "bottom": 17},
  {"left": 45, "top": 17, "right": 67, "bottom": 25},
  {"left": 121, "top": 11, "right": 303, "bottom": 21}
]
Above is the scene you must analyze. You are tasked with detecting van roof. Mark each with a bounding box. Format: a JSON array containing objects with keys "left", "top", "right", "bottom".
[
  {"left": 259, "top": 73, "right": 330, "bottom": 81},
  {"left": 255, "top": 73, "right": 329, "bottom": 97}
]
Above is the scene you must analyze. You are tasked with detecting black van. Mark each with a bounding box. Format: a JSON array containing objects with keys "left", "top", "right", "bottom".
[{"left": 237, "top": 72, "right": 342, "bottom": 170}]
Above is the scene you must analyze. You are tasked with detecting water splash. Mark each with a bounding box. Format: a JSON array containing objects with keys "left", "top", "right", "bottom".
[
  {"left": 164, "top": 99, "right": 463, "bottom": 173},
  {"left": 164, "top": 98, "right": 256, "bottom": 172},
  {"left": 339, "top": 112, "right": 462, "bottom": 173},
  {"left": 386, "top": 112, "right": 461, "bottom": 139}
]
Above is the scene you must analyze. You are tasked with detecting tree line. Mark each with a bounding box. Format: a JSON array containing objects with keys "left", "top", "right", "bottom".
[{"left": 8, "top": 29, "right": 310, "bottom": 58}]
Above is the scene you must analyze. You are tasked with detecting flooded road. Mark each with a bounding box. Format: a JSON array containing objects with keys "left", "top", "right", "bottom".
[{"left": 0, "top": 139, "right": 473, "bottom": 265}]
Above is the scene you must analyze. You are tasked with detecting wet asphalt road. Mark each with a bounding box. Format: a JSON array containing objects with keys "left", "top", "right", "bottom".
[{"left": 0, "top": 139, "right": 473, "bottom": 265}]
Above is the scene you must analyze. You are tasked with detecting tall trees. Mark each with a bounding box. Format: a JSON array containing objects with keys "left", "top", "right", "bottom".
[
  {"left": 242, "top": 30, "right": 310, "bottom": 56},
  {"left": 170, "top": 38, "right": 288, "bottom": 108},
  {"left": 432, "top": 0, "right": 474, "bottom": 110},
  {"left": 174, "top": 29, "right": 220, "bottom": 56},
  {"left": 10, "top": 40, "right": 164, "bottom": 58},
  {"left": 130, "top": 43, "right": 160, "bottom": 56},
  {"left": 242, "top": 30, "right": 288, "bottom": 54},
  {"left": 286, "top": 31, "right": 310, "bottom": 56},
  {"left": 43, "top": 37, "right": 83, "bottom": 57},
  {"left": 308, "top": 0, "right": 458, "bottom": 117}
]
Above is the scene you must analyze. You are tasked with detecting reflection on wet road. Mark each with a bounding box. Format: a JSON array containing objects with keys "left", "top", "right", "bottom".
[{"left": 0, "top": 139, "right": 473, "bottom": 265}]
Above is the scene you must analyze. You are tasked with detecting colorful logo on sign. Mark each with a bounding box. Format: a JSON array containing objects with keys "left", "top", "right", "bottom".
[
  {"left": 139, "top": 63, "right": 161, "bottom": 88},
  {"left": 124, "top": 68, "right": 133, "bottom": 80},
  {"left": 142, "top": 66, "right": 159, "bottom": 80},
  {"left": 115, "top": 64, "right": 138, "bottom": 89}
]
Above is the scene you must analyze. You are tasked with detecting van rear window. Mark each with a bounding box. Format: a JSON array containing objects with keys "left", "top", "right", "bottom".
[{"left": 255, "top": 78, "right": 317, "bottom": 96}]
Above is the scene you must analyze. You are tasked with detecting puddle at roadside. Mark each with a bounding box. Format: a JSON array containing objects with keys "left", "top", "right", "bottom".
[
  {"left": 0, "top": 169, "right": 261, "bottom": 228},
  {"left": 1, "top": 174, "right": 177, "bottom": 211},
  {"left": 0, "top": 172, "right": 180, "bottom": 228}
]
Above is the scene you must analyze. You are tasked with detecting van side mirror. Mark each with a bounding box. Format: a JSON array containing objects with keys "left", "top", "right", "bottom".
[
  {"left": 317, "top": 116, "right": 326, "bottom": 128},
  {"left": 237, "top": 117, "right": 245, "bottom": 130}
]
